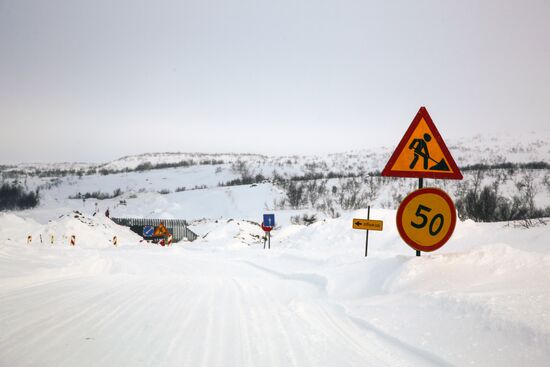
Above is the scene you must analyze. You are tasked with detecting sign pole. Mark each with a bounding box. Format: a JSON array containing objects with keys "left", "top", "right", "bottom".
[
  {"left": 352, "top": 212, "right": 383, "bottom": 256},
  {"left": 262, "top": 214, "right": 275, "bottom": 250},
  {"left": 365, "top": 206, "right": 370, "bottom": 257},
  {"left": 416, "top": 178, "right": 424, "bottom": 257}
]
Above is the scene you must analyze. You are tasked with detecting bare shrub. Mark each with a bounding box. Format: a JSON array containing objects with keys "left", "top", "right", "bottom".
[
  {"left": 69, "top": 188, "right": 123, "bottom": 200},
  {"left": 305, "top": 179, "right": 327, "bottom": 208},
  {"left": 231, "top": 160, "right": 251, "bottom": 178},
  {"left": 291, "top": 213, "right": 318, "bottom": 226},
  {"left": 338, "top": 178, "right": 368, "bottom": 210},
  {"left": 456, "top": 174, "right": 550, "bottom": 226},
  {"left": 286, "top": 181, "right": 306, "bottom": 209}
]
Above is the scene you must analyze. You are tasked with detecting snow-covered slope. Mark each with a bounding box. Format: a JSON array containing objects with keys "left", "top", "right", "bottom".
[
  {"left": 4, "top": 130, "right": 550, "bottom": 177},
  {"left": 0, "top": 130, "right": 546, "bottom": 229}
]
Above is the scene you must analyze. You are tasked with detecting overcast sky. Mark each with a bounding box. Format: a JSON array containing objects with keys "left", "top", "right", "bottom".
[{"left": 1, "top": 0, "right": 549, "bottom": 163}]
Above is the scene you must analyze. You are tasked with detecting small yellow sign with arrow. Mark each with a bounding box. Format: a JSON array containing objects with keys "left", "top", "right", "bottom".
[
  {"left": 352, "top": 206, "right": 383, "bottom": 257},
  {"left": 352, "top": 219, "right": 383, "bottom": 231}
]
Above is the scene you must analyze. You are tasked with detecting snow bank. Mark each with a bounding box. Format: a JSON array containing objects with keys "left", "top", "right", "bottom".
[{"left": 0, "top": 211, "right": 142, "bottom": 248}]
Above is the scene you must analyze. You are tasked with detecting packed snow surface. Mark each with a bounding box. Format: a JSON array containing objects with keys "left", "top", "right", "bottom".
[{"left": 1, "top": 208, "right": 549, "bottom": 367}]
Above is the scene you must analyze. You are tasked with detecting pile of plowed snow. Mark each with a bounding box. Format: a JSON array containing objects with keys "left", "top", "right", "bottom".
[{"left": 0, "top": 212, "right": 142, "bottom": 248}]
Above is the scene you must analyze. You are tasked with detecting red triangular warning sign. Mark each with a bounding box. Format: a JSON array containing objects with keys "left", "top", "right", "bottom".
[
  {"left": 381, "top": 107, "right": 463, "bottom": 180},
  {"left": 153, "top": 223, "right": 169, "bottom": 237}
]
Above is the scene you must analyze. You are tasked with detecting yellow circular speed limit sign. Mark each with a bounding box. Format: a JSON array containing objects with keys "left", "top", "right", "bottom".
[{"left": 396, "top": 188, "right": 456, "bottom": 252}]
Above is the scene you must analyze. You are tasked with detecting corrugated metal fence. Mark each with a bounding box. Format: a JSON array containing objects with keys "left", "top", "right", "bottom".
[{"left": 111, "top": 217, "right": 199, "bottom": 242}]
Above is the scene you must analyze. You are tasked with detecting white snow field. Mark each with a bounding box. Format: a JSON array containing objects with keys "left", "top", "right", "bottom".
[
  {"left": 1, "top": 134, "right": 550, "bottom": 367},
  {"left": 1, "top": 204, "right": 549, "bottom": 367}
]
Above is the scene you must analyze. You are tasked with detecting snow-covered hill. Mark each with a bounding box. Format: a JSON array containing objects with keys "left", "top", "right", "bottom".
[
  {"left": 3, "top": 130, "right": 550, "bottom": 177},
  {"left": 1, "top": 130, "right": 548, "bottom": 223}
]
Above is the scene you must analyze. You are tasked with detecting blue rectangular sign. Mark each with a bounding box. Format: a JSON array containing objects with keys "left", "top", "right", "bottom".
[
  {"left": 263, "top": 214, "right": 275, "bottom": 227},
  {"left": 143, "top": 225, "right": 155, "bottom": 237}
]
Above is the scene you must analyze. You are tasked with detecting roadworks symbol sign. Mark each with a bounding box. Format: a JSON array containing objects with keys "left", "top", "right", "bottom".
[
  {"left": 382, "top": 107, "right": 463, "bottom": 180},
  {"left": 153, "top": 223, "right": 169, "bottom": 237}
]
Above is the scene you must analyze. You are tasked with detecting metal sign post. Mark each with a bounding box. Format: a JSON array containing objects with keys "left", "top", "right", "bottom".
[
  {"left": 262, "top": 214, "right": 275, "bottom": 250},
  {"left": 417, "top": 178, "right": 423, "bottom": 257},
  {"left": 261, "top": 222, "right": 273, "bottom": 249},
  {"left": 365, "top": 206, "right": 370, "bottom": 257},
  {"left": 352, "top": 206, "right": 383, "bottom": 257}
]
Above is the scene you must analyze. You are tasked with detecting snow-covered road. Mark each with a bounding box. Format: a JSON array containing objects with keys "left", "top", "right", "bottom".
[
  {"left": 1, "top": 245, "right": 452, "bottom": 367},
  {"left": 1, "top": 212, "right": 550, "bottom": 367}
]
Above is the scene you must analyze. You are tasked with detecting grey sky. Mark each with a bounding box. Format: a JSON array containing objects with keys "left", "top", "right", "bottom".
[{"left": 1, "top": 0, "right": 549, "bottom": 163}]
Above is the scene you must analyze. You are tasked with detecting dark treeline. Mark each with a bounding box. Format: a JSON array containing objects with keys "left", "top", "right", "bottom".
[
  {"left": 1, "top": 159, "right": 226, "bottom": 179},
  {"left": 134, "top": 159, "right": 224, "bottom": 172},
  {"left": 219, "top": 174, "right": 267, "bottom": 187},
  {"left": 5, "top": 158, "right": 547, "bottom": 179},
  {"left": 462, "top": 161, "right": 550, "bottom": 171},
  {"left": 0, "top": 183, "right": 40, "bottom": 210},
  {"left": 219, "top": 171, "right": 367, "bottom": 187},
  {"left": 68, "top": 188, "right": 123, "bottom": 200}
]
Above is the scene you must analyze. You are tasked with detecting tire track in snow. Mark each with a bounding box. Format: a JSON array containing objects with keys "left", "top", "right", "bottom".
[
  {"left": 240, "top": 260, "right": 454, "bottom": 367},
  {"left": 2, "top": 249, "right": 453, "bottom": 367}
]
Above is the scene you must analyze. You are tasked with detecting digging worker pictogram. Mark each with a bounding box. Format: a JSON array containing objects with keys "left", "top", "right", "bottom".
[
  {"left": 409, "top": 133, "right": 432, "bottom": 169},
  {"left": 408, "top": 133, "right": 450, "bottom": 171}
]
